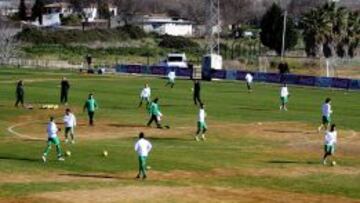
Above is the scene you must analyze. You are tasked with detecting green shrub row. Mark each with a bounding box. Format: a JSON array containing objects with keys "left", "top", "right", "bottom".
[{"left": 17, "top": 25, "right": 147, "bottom": 44}]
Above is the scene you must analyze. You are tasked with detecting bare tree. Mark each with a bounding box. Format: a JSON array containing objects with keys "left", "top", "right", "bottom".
[{"left": 0, "top": 24, "right": 20, "bottom": 65}]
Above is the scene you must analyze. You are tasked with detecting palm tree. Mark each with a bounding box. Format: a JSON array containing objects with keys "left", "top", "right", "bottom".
[
  {"left": 321, "top": 2, "right": 348, "bottom": 58},
  {"left": 345, "top": 11, "right": 360, "bottom": 57},
  {"left": 301, "top": 8, "right": 330, "bottom": 57}
]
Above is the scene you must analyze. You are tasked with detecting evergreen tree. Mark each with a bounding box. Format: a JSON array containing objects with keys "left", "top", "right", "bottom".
[
  {"left": 260, "top": 3, "right": 298, "bottom": 55},
  {"left": 32, "top": 0, "right": 45, "bottom": 25},
  {"left": 18, "top": 0, "right": 27, "bottom": 20}
]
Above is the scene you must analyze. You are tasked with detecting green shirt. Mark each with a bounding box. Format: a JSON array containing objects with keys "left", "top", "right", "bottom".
[
  {"left": 84, "top": 98, "right": 97, "bottom": 112},
  {"left": 148, "top": 102, "right": 161, "bottom": 116}
]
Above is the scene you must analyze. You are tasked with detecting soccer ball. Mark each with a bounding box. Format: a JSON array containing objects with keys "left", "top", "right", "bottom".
[
  {"left": 331, "top": 161, "right": 336, "bottom": 166},
  {"left": 65, "top": 150, "right": 71, "bottom": 157},
  {"left": 146, "top": 166, "right": 151, "bottom": 170},
  {"left": 103, "top": 150, "right": 108, "bottom": 157}
]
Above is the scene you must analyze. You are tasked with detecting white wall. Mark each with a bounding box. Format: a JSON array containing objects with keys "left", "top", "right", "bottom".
[
  {"left": 83, "top": 7, "right": 97, "bottom": 22},
  {"left": 143, "top": 23, "right": 192, "bottom": 37}
]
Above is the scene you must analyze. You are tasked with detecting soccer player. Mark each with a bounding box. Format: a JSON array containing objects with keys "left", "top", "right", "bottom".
[
  {"left": 83, "top": 93, "right": 98, "bottom": 126},
  {"left": 165, "top": 69, "right": 176, "bottom": 88},
  {"left": 147, "top": 98, "right": 162, "bottom": 128},
  {"left": 280, "top": 83, "right": 289, "bottom": 111},
  {"left": 60, "top": 77, "right": 70, "bottom": 105},
  {"left": 63, "top": 108, "right": 77, "bottom": 144},
  {"left": 193, "top": 80, "right": 202, "bottom": 105},
  {"left": 139, "top": 84, "right": 151, "bottom": 108},
  {"left": 195, "top": 103, "right": 207, "bottom": 141},
  {"left": 323, "top": 124, "right": 337, "bottom": 165},
  {"left": 42, "top": 116, "right": 65, "bottom": 162},
  {"left": 245, "top": 73, "right": 253, "bottom": 92},
  {"left": 134, "top": 132, "right": 152, "bottom": 179},
  {"left": 318, "top": 98, "right": 333, "bottom": 132},
  {"left": 15, "top": 80, "right": 25, "bottom": 108}
]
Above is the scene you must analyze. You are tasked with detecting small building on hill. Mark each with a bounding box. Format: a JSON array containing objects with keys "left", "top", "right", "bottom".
[
  {"left": 142, "top": 15, "right": 193, "bottom": 37},
  {"left": 44, "top": 2, "right": 73, "bottom": 18}
]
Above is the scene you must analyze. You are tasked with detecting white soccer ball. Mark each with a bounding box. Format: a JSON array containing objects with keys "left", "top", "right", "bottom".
[
  {"left": 146, "top": 166, "right": 151, "bottom": 170},
  {"left": 331, "top": 161, "right": 336, "bottom": 166},
  {"left": 103, "top": 150, "right": 108, "bottom": 157},
  {"left": 65, "top": 150, "right": 71, "bottom": 157}
]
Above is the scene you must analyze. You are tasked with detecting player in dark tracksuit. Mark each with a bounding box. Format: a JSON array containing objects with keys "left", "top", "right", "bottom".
[
  {"left": 15, "top": 80, "right": 25, "bottom": 107},
  {"left": 60, "top": 77, "right": 70, "bottom": 105},
  {"left": 193, "top": 80, "right": 202, "bottom": 106}
]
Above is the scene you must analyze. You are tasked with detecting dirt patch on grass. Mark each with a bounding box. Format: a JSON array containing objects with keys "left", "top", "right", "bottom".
[
  {"left": 31, "top": 185, "right": 360, "bottom": 203},
  {"left": 0, "top": 172, "right": 118, "bottom": 184},
  {"left": 8, "top": 118, "right": 359, "bottom": 155}
]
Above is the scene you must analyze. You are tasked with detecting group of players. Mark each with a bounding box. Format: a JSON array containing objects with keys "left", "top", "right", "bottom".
[{"left": 13, "top": 70, "right": 338, "bottom": 179}]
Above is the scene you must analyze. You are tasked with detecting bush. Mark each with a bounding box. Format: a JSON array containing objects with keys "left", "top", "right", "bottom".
[
  {"left": 117, "top": 25, "right": 146, "bottom": 39},
  {"left": 61, "top": 14, "right": 82, "bottom": 26},
  {"left": 17, "top": 26, "right": 148, "bottom": 44},
  {"left": 159, "top": 35, "right": 199, "bottom": 49}
]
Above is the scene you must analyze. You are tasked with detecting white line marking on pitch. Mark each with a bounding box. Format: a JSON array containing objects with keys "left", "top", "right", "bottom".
[{"left": 7, "top": 121, "right": 44, "bottom": 141}]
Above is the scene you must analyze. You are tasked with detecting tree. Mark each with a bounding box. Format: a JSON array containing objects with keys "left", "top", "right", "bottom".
[
  {"left": 18, "top": 0, "right": 27, "bottom": 21},
  {"left": 32, "top": 0, "right": 45, "bottom": 25},
  {"left": 260, "top": 3, "right": 298, "bottom": 55},
  {"left": 0, "top": 24, "right": 19, "bottom": 65},
  {"left": 98, "top": 1, "right": 110, "bottom": 19},
  {"left": 322, "top": 2, "right": 349, "bottom": 58},
  {"left": 301, "top": 8, "right": 330, "bottom": 57}
]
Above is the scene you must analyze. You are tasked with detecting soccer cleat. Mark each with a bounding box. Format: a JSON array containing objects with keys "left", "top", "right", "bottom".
[
  {"left": 323, "top": 159, "right": 327, "bottom": 165},
  {"left": 136, "top": 174, "right": 140, "bottom": 179},
  {"left": 195, "top": 136, "right": 200, "bottom": 142},
  {"left": 201, "top": 134, "right": 206, "bottom": 141},
  {"left": 42, "top": 155, "right": 47, "bottom": 163},
  {"left": 58, "top": 157, "right": 65, "bottom": 161}
]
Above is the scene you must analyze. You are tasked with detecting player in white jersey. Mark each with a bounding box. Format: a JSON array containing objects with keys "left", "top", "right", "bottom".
[
  {"left": 165, "top": 69, "right": 176, "bottom": 88},
  {"left": 245, "top": 73, "right": 253, "bottom": 92},
  {"left": 42, "top": 117, "right": 65, "bottom": 162},
  {"left": 318, "top": 98, "right": 333, "bottom": 132},
  {"left": 195, "top": 103, "right": 207, "bottom": 141},
  {"left": 63, "top": 108, "right": 77, "bottom": 144},
  {"left": 139, "top": 84, "right": 151, "bottom": 107},
  {"left": 323, "top": 124, "right": 337, "bottom": 165},
  {"left": 134, "top": 132, "right": 152, "bottom": 179},
  {"left": 280, "top": 83, "right": 289, "bottom": 111}
]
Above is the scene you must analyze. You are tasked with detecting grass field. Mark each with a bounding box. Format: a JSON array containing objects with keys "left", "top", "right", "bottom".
[{"left": 0, "top": 68, "right": 359, "bottom": 203}]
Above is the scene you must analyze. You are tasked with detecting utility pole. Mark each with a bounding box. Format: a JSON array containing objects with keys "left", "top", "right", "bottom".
[{"left": 280, "top": 0, "right": 288, "bottom": 61}]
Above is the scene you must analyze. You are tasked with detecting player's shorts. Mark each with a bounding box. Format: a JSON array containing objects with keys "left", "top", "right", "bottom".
[
  {"left": 48, "top": 137, "right": 60, "bottom": 145},
  {"left": 65, "top": 127, "right": 74, "bottom": 135},
  {"left": 324, "top": 144, "right": 335, "bottom": 154},
  {"left": 197, "top": 121, "right": 207, "bottom": 130},
  {"left": 141, "top": 97, "right": 150, "bottom": 102},
  {"left": 280, "top": 96, "right": 288, "bottom": 104},
  {"left": 322, "top": 116, "right": 331, "bottom": 124}
]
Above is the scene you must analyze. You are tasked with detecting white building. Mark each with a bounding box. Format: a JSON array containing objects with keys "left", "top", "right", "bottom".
[
  {"left": 142, "top": 15, "right": 193, "bottom": 37},
  {"left": 44, "top": 2, "right": 73, "bottom": 18},
  {"left": 82, "top": 4, "right": 118, "bottom": 22}
]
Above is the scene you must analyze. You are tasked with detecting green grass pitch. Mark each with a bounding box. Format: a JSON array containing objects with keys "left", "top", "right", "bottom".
[{"left": 0, "top": 68, "right": 359, "bottom": 202}]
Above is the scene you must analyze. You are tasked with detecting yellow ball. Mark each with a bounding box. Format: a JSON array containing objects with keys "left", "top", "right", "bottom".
[
  {"left": 331, "top": 161, "right": 336, "bottom": 166},
  {"left": 103, "top": 150, "right": 108, "bottom": 157},
  {"left": 146, "top": 166, "right": 151, "bottom": 170},
  {"left": 65, "top": 150, "right": 71, "bottom": 156}
]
